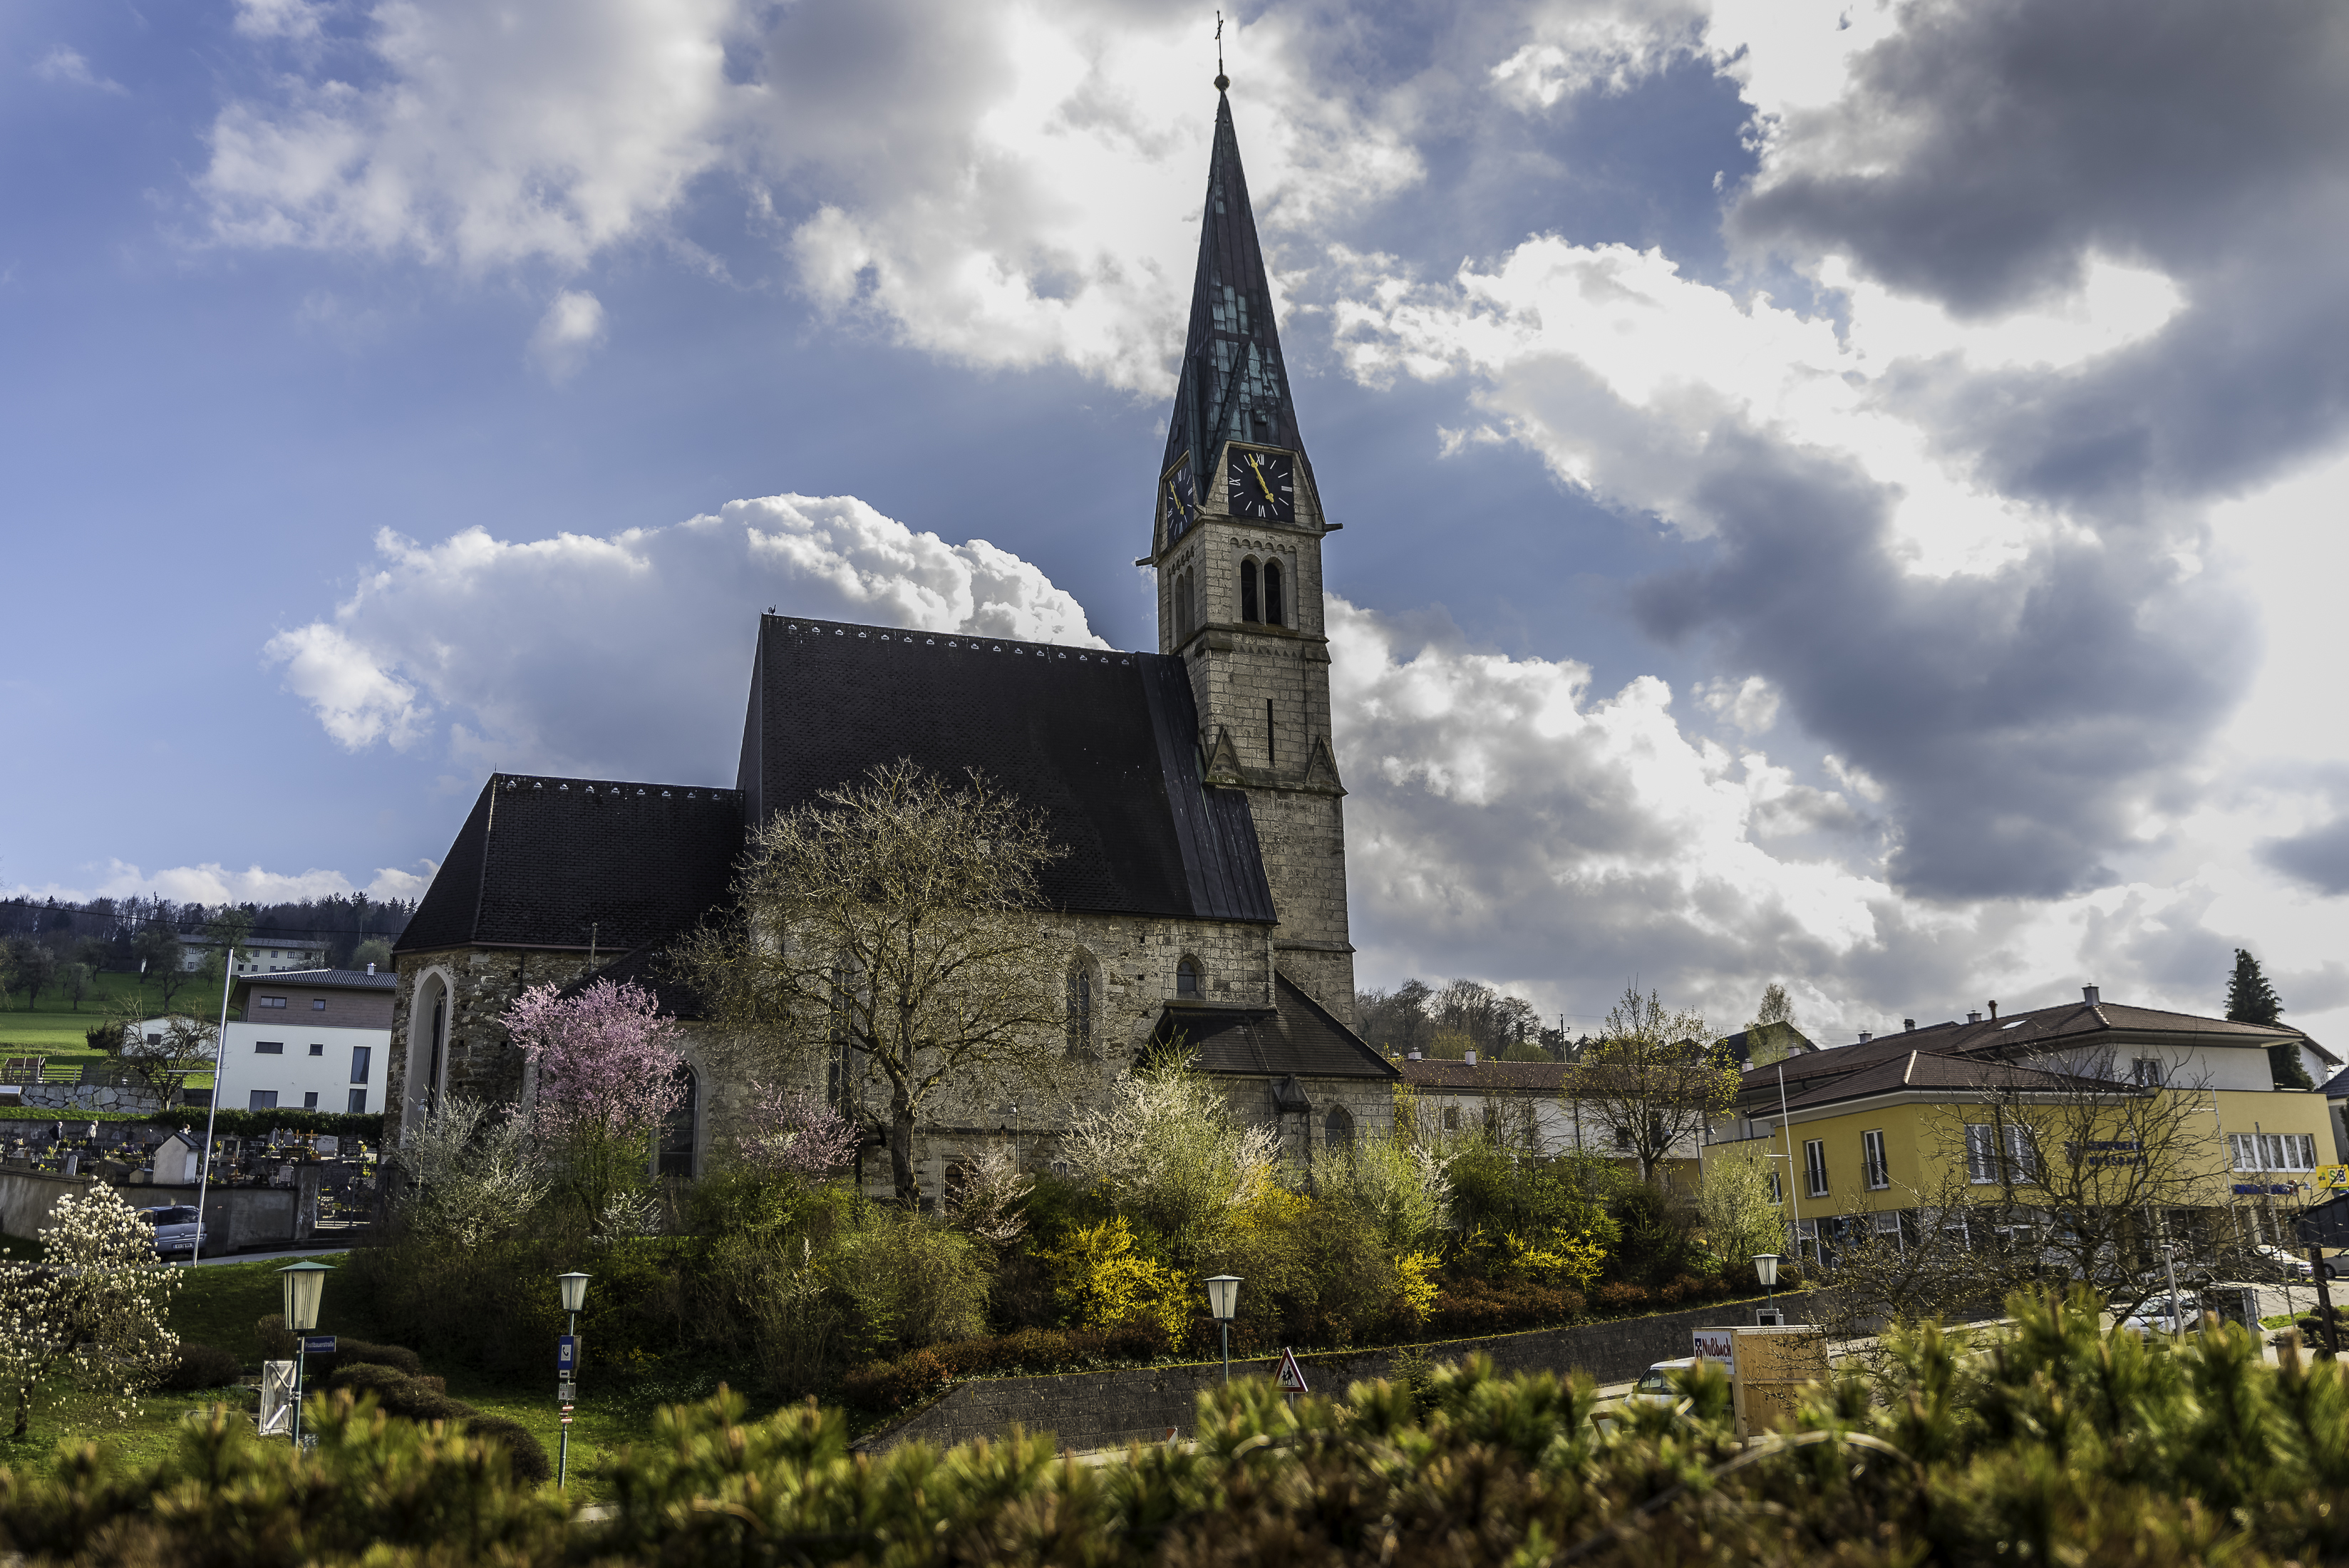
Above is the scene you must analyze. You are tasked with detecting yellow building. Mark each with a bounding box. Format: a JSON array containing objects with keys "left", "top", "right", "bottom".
[{"left": 1703, "top": 986, "right": 2341, "bottom": 1271}]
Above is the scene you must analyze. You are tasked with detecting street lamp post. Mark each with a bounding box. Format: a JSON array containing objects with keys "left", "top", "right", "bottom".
[
  {"left": 557, "top": 1272, "right": 590, "bottom": 1488},
  {"left": 1752, "top": 1253, "right": 1782, "bottom": 1325},
  {"left": 1205, "top": 1275, "right": 1241, "bottom": 1385},
  {"left": 278, "top": 1259, "right": 332, "bottom": 1445}
]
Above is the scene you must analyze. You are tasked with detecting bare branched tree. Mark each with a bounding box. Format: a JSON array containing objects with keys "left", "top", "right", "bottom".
[
  {"left": 673, "top": 760, "right": 1070, "bottom": 1208},
  {"left": 1563, "top": 986, "right": 1738, "bottom": 1182}
]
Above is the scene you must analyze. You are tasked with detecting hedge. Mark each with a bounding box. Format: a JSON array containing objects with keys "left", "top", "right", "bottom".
[{"left": 0, "top": 1107, "right": 385, "bottom": 1141}]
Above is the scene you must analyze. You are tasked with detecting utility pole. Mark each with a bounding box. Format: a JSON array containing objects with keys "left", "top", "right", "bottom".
[{"left": 190, "top": 946, "right": 237, "bottom": 1265}]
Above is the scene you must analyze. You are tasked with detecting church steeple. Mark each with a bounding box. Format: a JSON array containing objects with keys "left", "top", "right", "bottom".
[{"left": 1160, "top": 91, "right": 1306, "bottom": 494}]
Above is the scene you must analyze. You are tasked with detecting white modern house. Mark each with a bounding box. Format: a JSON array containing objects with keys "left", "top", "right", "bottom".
[
  {"left": 215, "top": 967, "right": 395, "bottom": 1113},
  {"left": 176, "top": 934, "right": 331, "bottom": 974}
]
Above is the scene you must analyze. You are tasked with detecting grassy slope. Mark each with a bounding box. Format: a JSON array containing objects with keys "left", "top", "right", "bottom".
[
  {"left": 0, "top": 1254, "right": 652, "bottom": 1498},
  {"left": 0, "top": 971, "right": 229, "bottom": 1056}
]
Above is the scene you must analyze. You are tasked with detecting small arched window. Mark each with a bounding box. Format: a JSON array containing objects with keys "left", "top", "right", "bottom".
[
  {"left": 657, "top": 1064, "right": 698, "bottom": 1178},
  {"left": 1176, "top": 957, "right": 1202, "bottom": 1001},
  {"left": 1263, "top": 560, "right": 1283, "bottom": 626},
  {"left": 1442, "top": 1106, "right": 1460, "bottom": 1132},
  {"left": 1325, "top": 1103, "right": 1356, "bottom": 1153},
  {"left": 1239, "top": 559, "right": 1259, "bottom": 623},
  {"left": 1068, "top": 959, "right": 1095, "bottom": 1055}
]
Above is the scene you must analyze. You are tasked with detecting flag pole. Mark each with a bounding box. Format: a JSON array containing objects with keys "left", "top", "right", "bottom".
[{"left": 189, "top": 946, "right": 237, "bottom": 1265}]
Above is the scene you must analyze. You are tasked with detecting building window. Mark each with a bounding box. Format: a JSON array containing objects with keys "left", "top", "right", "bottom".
[
  {"left": 1263, "top": 560, "right": 1284, "bottom": 626},
  {"left": 309, "top": 1043, "right": 324, "bottom": 1057},
  {"left": 1862, "top": 1129, "right": 1889, "bottom": 1190},
  {"left": 249, "top": 1090, "right": 278, "bottom": 1110},
  {"left": 2132, "top": 1057, "right": 2164, "bottom": 1087},
  {"left": 1795, "top": 1217, "right": 1820, "bottom": 1264},
  {"left": 1872, "top": 1211, "right": 1904, "bottom": 1252},
  {"left": 350, "top": 1046, "right": 372, "bottom": 1083},
  {"left": 347, "top": 1088, "right": 368, "bottom": 1114},
  {"left": 2006, "top": 1125, "right": 2040, "bottom": 1183},
  {"left": 255, "top": 1041, "right": 284, "bottom": 1056},
  {"left": 2231, "top": 1133, "right": 2318, "bottom": 1172},
  {"left": 1176, "top": 957, "right": 1202, "bottom": 1001},
  {"left": 1240, "top": 559, "right": 1260, "bottom": 622},
  {"left": 313, "top": 999, "right": 327, "bottom": 1011},
  {"left": 1966, "top": 1124, "right": 2000, "bottom": 1183},
  {"left": 656, "top": 1066, "right": 698, "bottom": 1179},
  {"left": 1767, "top": 1166, "right": 1782, "bottom": 1203},
  {"left": 1804, "top": 1138, "right": 1829, "bottom": 1197},
  {"left": 303, "top": 1092, "right": 319, "bottom": 1110},
  {"left": 1442, "top": 1107, "right": 1460, "bottom": 1131},
  {"left": 259, "top": 996, "right": 286, "bottom": 1010},
  {"left": 1067, "top": 960, "right": 1095, "bottom": 1056},
  {"left": 1324, "top": 1103, "right": 1356, "bottom": 1153}
]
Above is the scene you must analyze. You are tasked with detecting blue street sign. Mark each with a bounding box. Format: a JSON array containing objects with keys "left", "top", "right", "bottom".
[
  {"left": 302, "top": 1336, "right": 336, "bottom": 1355},
  {"left": 557, "top": 1334, "right": 576, "bottom": 1373}
]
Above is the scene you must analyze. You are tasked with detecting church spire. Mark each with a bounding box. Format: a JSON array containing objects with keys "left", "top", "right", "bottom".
[{"left": 1160, "top": 88, "right": 1306, "bottom": 492}]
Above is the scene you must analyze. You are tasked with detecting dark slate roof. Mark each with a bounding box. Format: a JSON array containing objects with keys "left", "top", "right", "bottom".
[
  {"left": 554, "top": 946, "right": 711, "bottom": 1021},
  {"left": 396, "top": 775, "right": 745, "bottom": 955},
  {"left": 1764, "top": 1050, "right": 2116, "bottom": 1115},
  {"left": 234, "top": 968, "right": 396, "bottom": 995},
  {"left": 1157, "top": 91, "right": 1307, "bottom": 521},
  {"left": 736, "top": 617, "right": 1276, "bottom": 923},
  {"left": 2320, "top": 1065, "right": 2349, "bottom": 1100},
  {"left": 1154, "top": 973, "right": 1397, "bottom": 1080},
  {"left": 1399, "top": 1058, "right": 1566, "bottom": 1093}
]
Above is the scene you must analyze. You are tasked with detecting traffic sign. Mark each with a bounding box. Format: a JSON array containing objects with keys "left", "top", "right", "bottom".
[
  {"left": 557, "top": 1334, "right": 577, "bottom": 1373},
  {"left": 1274, "top": 1347, "right": 1309, "bottom": 1393},
  {"left": 301, "top": 1336, "right": 336, "bottom": 1356}
]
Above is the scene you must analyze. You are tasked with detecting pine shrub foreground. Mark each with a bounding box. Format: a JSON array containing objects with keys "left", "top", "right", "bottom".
[{"left": 4, "top": 1287, "right": 2347, "bottom": 1566}]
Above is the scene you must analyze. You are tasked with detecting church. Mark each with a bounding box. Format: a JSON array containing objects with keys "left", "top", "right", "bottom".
[{"left": 386, "top": 85, "right": 1399, "bottom": 1199}]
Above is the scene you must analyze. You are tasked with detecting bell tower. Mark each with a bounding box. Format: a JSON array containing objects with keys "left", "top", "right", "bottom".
[{"left": 1145, "top": 84, "right": 1356, "bottom": 1022}]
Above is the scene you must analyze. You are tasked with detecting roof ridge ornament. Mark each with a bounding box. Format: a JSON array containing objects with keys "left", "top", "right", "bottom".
[{"left": 1214, "top": 9, "right": 1228, "bottom": 92}]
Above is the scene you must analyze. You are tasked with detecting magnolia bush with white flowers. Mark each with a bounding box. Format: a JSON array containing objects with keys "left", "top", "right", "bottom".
[{"left": 0, "top": 1187, "right": 180, "bottom": 1439}]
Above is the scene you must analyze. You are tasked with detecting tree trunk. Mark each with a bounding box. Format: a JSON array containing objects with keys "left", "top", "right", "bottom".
[{"left": 889, "top": 1094, "right": 919, "bottom": 1209}]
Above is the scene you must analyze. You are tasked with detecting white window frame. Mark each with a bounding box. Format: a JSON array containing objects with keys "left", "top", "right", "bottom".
[
  {"left": 2231, "top": 1132, "right": 2318, "bottom": 1172},
  {"left": 1804, "top": 1138, "right": 1829, "bottom": 1198},
  {"left": 2005, "top": 1125, "right": 2040, "bottom": 1183},
  {"left": 2131, "top": 1056, "right": 2164, "bottom": 1087},
  {"left": 1966, "top": 1123, "right": 1999, "bottom": 1184},
  {"left": 1862, "top": 1129, "right": 1890, "bottom": 1190}
]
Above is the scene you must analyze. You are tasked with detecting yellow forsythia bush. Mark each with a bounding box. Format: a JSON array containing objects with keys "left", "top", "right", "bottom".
[
  {"left": 1502, "top": 1227, "right": 1608, "bottom": 1291},
  {"left": 1041, "top": 1217, "right": 1190, "bottom": 1339},
  {"left": 1394, "top": 1250, "right": 1441, "bottom": 1324}
]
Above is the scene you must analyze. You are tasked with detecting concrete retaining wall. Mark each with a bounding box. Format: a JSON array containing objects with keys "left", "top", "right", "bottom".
[
  {"left": 0, "top": 1167, "right": 318, "bottom": 1253},
  {"left": 860, "top": 1293, "right": 1812, "bottom": 1454}
]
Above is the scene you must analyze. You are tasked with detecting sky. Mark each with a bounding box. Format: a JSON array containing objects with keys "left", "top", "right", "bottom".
[{"left": 6, "top": 0, "right": 2349, "bottom": 1049}]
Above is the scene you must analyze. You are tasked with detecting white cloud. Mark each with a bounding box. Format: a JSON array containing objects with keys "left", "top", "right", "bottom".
[
  {"left": 35, "top": 46, "right": 125, "bottom": 94},
  {"left": 10, "top": 860, "right": 440, "bottom": 907},
  {"left": 197, "top": 0, "right": 1418, "bottom": 389},
  {"left": 527, "top": 289, "right": 607, "bottom": 381},
  {"left": 266, "top": 492, "right": 1107, "bottom": 779},
  {"left": 1696, "top": 674, "right": 1780, "bottom": 734},
  {"left": 232, "top": 0, "right": 324, "bottom": 41}
]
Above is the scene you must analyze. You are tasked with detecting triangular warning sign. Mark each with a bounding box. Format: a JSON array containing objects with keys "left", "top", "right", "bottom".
[{"left": 1275, "top": 1347, "right": 1309, "bottom": 1393}]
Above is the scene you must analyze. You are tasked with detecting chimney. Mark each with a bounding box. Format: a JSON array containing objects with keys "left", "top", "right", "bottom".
[
  {"left": 1858, "top": 1030, "right": 1873, "bottom": 1044},
  {"left": 1405, "top": 1048, "right": 1422, "bottom": 1062},
  {"left": 367, "top": 962, "right": 376, "bottom": 976},
  {"left": 1464, "top": 1049, "right": 1479, "bottom": 1066},
  {"left": 1904, "top": 1018, "right": 1916, "bottom": 1033},
  {"left": 2082, "top": 984, "right": 2100, "bottom": 1006},
  {"left": 1968, "top": 1010, "right": 1982, "bottom": 1023},
  {"left": 1988, "top": 1001, "right": 1999, "bottom": 1020}
]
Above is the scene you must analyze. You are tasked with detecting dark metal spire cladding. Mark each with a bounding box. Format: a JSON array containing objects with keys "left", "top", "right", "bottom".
[{"left": 1160, "top": 91, "right": 1306, "bottom": 498}]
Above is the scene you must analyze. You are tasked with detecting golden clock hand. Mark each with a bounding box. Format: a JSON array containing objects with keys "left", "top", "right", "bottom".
[{"left": 1247, "top": 454, "right": 1276, "bottom": 502}]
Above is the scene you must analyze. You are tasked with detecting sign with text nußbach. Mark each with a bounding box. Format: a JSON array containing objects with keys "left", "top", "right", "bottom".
[{"left": 301, "top": 1336, "right": 336, "bottom": 1356}]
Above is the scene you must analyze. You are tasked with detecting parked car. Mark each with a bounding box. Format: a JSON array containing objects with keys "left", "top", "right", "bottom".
[
  {"left": 2254, "top": 1244, "right": 2314, "bottom": 1281},
  {"left": 138, "top": 1205, "right": 206, "bottom": 1258},
  {"left": 2117, "top": 1294, "right": 2203, "bottom": 1336}
]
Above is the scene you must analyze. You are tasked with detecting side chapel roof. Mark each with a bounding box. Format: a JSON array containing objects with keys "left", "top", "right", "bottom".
[{"left": 1153, "top": 973, "right": 1398, "bottom": 1081}]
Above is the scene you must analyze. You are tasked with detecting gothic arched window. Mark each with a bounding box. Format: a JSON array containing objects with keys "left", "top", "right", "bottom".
[
  {"left": 1325, "top": 1103, "right": 1356, "bottom": 1154},
  {"left": 1176, "top": 956, "right": 1202, "bottom": 1001},
  {"left": 1239, "top": 559, "right": 1259, "bottom": 623},
  {"left": 1263, "top": 560, "right": 1284, "bottom": 627}
]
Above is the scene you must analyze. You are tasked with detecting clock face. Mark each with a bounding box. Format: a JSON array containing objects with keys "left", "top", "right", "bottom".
[
  {"left": 1160, "top": 455, "right": 1195, "bottom": 544},
  {"left": 1225, "top": 448, "right": 1296, "bottom": 522}
]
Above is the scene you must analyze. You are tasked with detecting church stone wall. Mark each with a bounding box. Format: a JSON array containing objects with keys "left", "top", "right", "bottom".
[{"left": 386, "top": 947, "right": 600, "bottom": 1143}]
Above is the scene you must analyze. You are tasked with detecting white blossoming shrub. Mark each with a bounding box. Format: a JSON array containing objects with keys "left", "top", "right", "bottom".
[{"left": 0, "top": 1187, "right": 181, "bottom": 1438}]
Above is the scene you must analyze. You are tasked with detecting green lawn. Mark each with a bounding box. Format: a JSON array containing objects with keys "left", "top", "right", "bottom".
[
  {"left": 0, "top": 1253, "right": 691, "bottom": 1500},
  {"left": 0, "top": 969, "right": 215, "bottom": 1056}
]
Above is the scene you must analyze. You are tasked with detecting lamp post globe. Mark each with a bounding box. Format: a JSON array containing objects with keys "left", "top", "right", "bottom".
[
  {"left": 276, "top": 1259, "right": 333, "bottom": 1445},
  {"left": 1752, "top": 1253, "right": 1782, "bottom": 1322},
  {"left": 1204, "top": 1275, "right": 1241, "bottom": 1385},
  {"left": 558, "top": 1272, "right": 591, "bottom": 1314}
]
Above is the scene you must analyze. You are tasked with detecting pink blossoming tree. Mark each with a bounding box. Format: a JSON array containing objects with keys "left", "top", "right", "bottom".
[
  {"left": 733, "top": 1083, "right": 859, "bottom": 1179},
  {"left": 502, "top": 979, "right": 686, "bottom": 1229}
]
